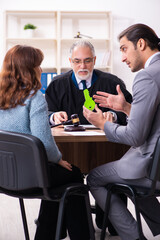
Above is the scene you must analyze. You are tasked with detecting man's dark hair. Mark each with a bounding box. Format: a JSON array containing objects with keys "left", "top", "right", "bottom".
[{"left": 118, "top": 23, "right": 160, "bottom": 51}]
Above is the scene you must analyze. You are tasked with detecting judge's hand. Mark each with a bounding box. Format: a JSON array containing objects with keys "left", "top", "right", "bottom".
[
  {"left": 83, "top": 104, "right": 107, "bottom": 130},
  {"left": 93, "top": 85, "right": 131, "bottom": 116},
  {"left": 58, "top": 159, "right": 72, "bottom": 171},
  {"left": 53, "top": 111, "right": 68, "bottom": 125},
  {"left": 103, "top": 112, "right": 115, "bottom": 122}
]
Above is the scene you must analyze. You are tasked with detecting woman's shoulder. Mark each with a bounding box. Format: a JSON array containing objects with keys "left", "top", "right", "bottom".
[{"left": 25, "top": 90, "right": 46, "bottom": 107}]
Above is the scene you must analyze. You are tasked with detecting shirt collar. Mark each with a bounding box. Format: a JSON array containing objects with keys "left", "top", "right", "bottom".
[
  {"left": 71, "top": 70, "right": 97, "bottom": 89},
  {"left": 145, "top": 52, "right": 160, "bottom": 68},
  {"left": 75, "top": 72, "right": 93, "bottom": 89}
]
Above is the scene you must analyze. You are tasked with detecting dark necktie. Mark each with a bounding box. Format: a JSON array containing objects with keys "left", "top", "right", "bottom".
[{"left": 81, "top": 80, "right": 87, "bottom": 90}]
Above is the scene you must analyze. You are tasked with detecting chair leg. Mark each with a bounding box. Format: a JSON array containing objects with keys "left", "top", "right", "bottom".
[
  {"left": 55, "top": 194, "right": 66, "bottom": 240},
  {"left": 133, "top": 197, "right": 144, "bottom": 240},
  {"left": 55, "top": 187, "right": 95, "bottom": 240},
  {"left": 100, "top": 190, "right": 112, "bottom": 240},
  {"left": 84, "top": 193, "right": 95, "bottom": 240},
  {"left": 19, "top": 198, "right": 30, "bottom": 240},
  {"left": 100, "top": 185, "right": 145, "bottom": 240}
]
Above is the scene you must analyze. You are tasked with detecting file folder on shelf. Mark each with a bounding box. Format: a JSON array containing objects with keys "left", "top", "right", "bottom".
[{"left": 40, "top": 72, "right": 57, "bottom": 94}]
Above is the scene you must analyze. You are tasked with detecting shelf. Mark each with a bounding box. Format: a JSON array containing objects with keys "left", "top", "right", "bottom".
[
  {"left": 60, "top": 11, "right": 111, "bottom": 40},
  {"left": 5, "top": 10, "right": 57, "bottom": 39},
  {"left": 6, "top": 38, "right": 57, "bottom": 41},
  {"left": 4, "top": 10, "right": 113, "bottom": 76}
]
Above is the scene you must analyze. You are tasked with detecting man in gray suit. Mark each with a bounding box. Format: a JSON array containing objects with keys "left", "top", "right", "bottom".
[{"left": 83, "top": 24, "right": 160, "bottom": 240}]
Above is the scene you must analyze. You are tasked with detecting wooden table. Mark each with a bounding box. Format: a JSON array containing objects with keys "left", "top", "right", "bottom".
[{"left": 51, "top": 126, "right": 130, "bottom": 173}]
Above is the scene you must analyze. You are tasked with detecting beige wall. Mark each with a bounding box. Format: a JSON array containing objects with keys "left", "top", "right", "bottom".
[{"left": 0, "top": 0, "right": 160, "bottom": 93}]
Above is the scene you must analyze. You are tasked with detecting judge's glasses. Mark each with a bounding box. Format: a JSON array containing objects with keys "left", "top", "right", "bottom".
[{"left": 71, "top": 57, "right": 94, "bottom": 65}]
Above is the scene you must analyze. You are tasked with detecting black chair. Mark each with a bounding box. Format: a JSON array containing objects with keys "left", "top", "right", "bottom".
[
  {"left": 0, "top": 130, "right": 95, "bottom": 240},
  {"left": 100, "top": 136, "right": 160, "bottom": 240}
]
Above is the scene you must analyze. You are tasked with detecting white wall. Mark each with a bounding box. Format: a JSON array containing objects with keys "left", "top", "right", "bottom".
[{"left": 0, "top": 0, "right": 160, "bottom": 93}]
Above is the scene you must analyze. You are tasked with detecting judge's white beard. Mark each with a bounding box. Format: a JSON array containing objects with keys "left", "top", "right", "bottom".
[{"left": 76, "top": 69, "right": 91, "bottom": 80}]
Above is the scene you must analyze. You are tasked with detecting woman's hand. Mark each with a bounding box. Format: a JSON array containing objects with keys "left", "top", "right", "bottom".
[{"left": 58, "top": 159, "right": 72, "bottom": 171}]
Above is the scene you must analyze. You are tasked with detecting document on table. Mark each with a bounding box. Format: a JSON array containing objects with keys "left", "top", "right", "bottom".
[
  {"left": 64, "top": 124, "right": 99, "bottom": 130},
  {"left": 64, "top": 131, "right": 105, "bottom": 136},
  {"left": 81, "top": 124, "right": 99, "bottom": 129}
]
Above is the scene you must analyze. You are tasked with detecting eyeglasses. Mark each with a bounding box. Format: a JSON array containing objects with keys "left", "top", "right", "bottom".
[{"left": 71, "top": 57, "right": 94, "bottom": 65}]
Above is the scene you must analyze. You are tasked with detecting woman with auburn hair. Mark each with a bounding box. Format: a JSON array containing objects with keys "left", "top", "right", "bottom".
[{"left": 0, "top": 45, "right": 91, "bottom": 240}]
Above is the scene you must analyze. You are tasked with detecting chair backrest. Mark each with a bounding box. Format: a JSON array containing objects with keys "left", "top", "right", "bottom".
[
  {"left": 0, "top": 130, "right": 50, "bottom": 197},
  {"left": 148, "top": 136, "right": 160, "bottom": 193}
]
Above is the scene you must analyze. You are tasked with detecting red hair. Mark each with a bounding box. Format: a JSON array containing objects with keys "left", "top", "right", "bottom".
[{"left": 0, "top": 45, "right": 44, "bottom": 109}]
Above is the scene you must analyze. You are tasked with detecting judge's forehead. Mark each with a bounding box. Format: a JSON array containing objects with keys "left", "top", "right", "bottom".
[{"left": 72, "top": 46, "right": 93, "bottom": 57}]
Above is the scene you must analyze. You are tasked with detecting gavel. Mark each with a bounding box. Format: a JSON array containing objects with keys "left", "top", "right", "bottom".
[
  {"left": 51, "top": 114, "right": 85, "bottom": 131},
  {"left": 51, "top": 114, "right": 79, "bottom": 128}
]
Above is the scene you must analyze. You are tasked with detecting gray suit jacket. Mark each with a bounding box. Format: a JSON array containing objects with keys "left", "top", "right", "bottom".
[{"left": 104, "top": 53, "right": 160, "bottom": 179}]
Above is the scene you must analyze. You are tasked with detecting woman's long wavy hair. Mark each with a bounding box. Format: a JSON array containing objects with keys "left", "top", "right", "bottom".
[{"left": 0, "top": 45, "right": 44, "bottom": 109}]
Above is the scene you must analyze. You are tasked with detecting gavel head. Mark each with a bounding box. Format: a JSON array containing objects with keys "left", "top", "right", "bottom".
[
  {"left": 64, "top": 114, "right": 85, "bottom": 131},
  {"left": 70, "top": 114, "right": 80, "bottom": 127}
]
